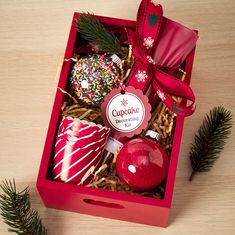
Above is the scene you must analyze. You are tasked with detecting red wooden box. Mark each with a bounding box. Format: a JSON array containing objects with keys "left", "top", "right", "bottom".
[{"left": 37, "top": 13, "right": 196, "bottom": 227}]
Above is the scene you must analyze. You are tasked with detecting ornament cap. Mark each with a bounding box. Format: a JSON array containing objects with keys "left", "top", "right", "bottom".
[
  {"left": 104, "top": 136, "right": 123, "bottom": 154},
  {"left": 110, "top": 54, "right": 122, "bottom": 66},
  {"left": 145, "top": 130, "right": 161, "bottom": 142}
]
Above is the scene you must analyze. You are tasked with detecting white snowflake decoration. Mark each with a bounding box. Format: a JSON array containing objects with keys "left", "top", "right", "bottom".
[
  {"left": 151, "top": 0, "right": 159, "bottom": 6},
  {"left": 143, "top": 36, "right": 154, "bottom": 49},
  {"left": 147, "top": 55, "right": 155, "bottom": 64},
  {"left": 157, "top": 90, "right": 165, "bottom": 101},
  {"left": 121, "top": 98, "right": 128, "bottom": 107},
  {"left": 135, "top": 70, "right": 148, "bottom": 82}
]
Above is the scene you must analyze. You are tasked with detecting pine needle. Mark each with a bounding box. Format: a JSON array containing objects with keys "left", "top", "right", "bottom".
[
  {"left": 76, "top": 12, "right": 124, "bottom": 56},
  {"left": 189, "top": 106, "right": 233, "bottom": 181},
  {"left": 0, "top": 179, "right": 47, "bottom": 235}
]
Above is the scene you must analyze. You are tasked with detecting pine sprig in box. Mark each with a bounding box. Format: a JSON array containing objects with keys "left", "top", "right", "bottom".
[{"left": 37, "top": 0, "right": 198, "bottom": 227}]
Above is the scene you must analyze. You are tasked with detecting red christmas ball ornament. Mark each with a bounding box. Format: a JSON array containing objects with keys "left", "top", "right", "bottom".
[{"left": 116, "top": 138, "right": 169, "bottom": 191}]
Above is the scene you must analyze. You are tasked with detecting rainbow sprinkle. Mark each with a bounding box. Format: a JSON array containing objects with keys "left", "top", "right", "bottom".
[{"left": 70, "top": 54, "right": 121, "bottom": 105}]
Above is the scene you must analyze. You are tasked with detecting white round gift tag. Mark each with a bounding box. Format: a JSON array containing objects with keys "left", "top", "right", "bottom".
[{"left": 101, "top": 86, "right": 151, "bottom": 137}]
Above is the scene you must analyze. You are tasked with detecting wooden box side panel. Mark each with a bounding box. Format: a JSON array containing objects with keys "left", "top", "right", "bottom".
[{"left": 37, "top": 181, "right": 170, "bottom": 227}]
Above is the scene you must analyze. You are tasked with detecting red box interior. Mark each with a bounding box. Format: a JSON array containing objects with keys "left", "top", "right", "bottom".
[{"left": 37, "top": 13, "right": 196, "bottom": 227}]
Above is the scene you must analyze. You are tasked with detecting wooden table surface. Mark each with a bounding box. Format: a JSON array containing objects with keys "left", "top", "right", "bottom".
[{"left": 0, "top": 0, "right": 235, "bottom": 234}]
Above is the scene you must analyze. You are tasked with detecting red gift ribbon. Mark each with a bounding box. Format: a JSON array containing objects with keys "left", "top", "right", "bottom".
[{"left": 126, "top": 0, "right": 196, "bottom": 117}]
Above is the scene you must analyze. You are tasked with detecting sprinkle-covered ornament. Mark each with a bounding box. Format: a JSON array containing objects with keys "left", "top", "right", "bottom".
[
  {"left": 70, "top": 54, "right": 121, "bottom": 105},
  {"left": 116, "top": 138, "right": 169, "bottom": 191}
]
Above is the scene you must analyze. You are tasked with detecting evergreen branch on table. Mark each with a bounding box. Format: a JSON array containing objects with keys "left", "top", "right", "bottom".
[
  {"left": 0, "top": 179, "right": 47, "bottom": 235},
  {"left": 189, "top": 106, "right": 233, "bottom": 181},
  {"left": 76, "top": 12, "right": 124, "bottom": 56}
]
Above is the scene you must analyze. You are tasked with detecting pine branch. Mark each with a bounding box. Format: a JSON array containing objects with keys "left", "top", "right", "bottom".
[
  {"left": 76, "top": 12, "right": 124, "bottom": 56},
  {"left": 189, "top": 106, "right": 233, "bottom": 181},
  {"left": 0, "top": 179, "right": 47, "bottom": 235}
]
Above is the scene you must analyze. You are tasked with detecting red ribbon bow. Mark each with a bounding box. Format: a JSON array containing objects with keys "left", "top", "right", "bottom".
[{"left": 126, "top": 0, "right": 196, "bottom": 117}]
